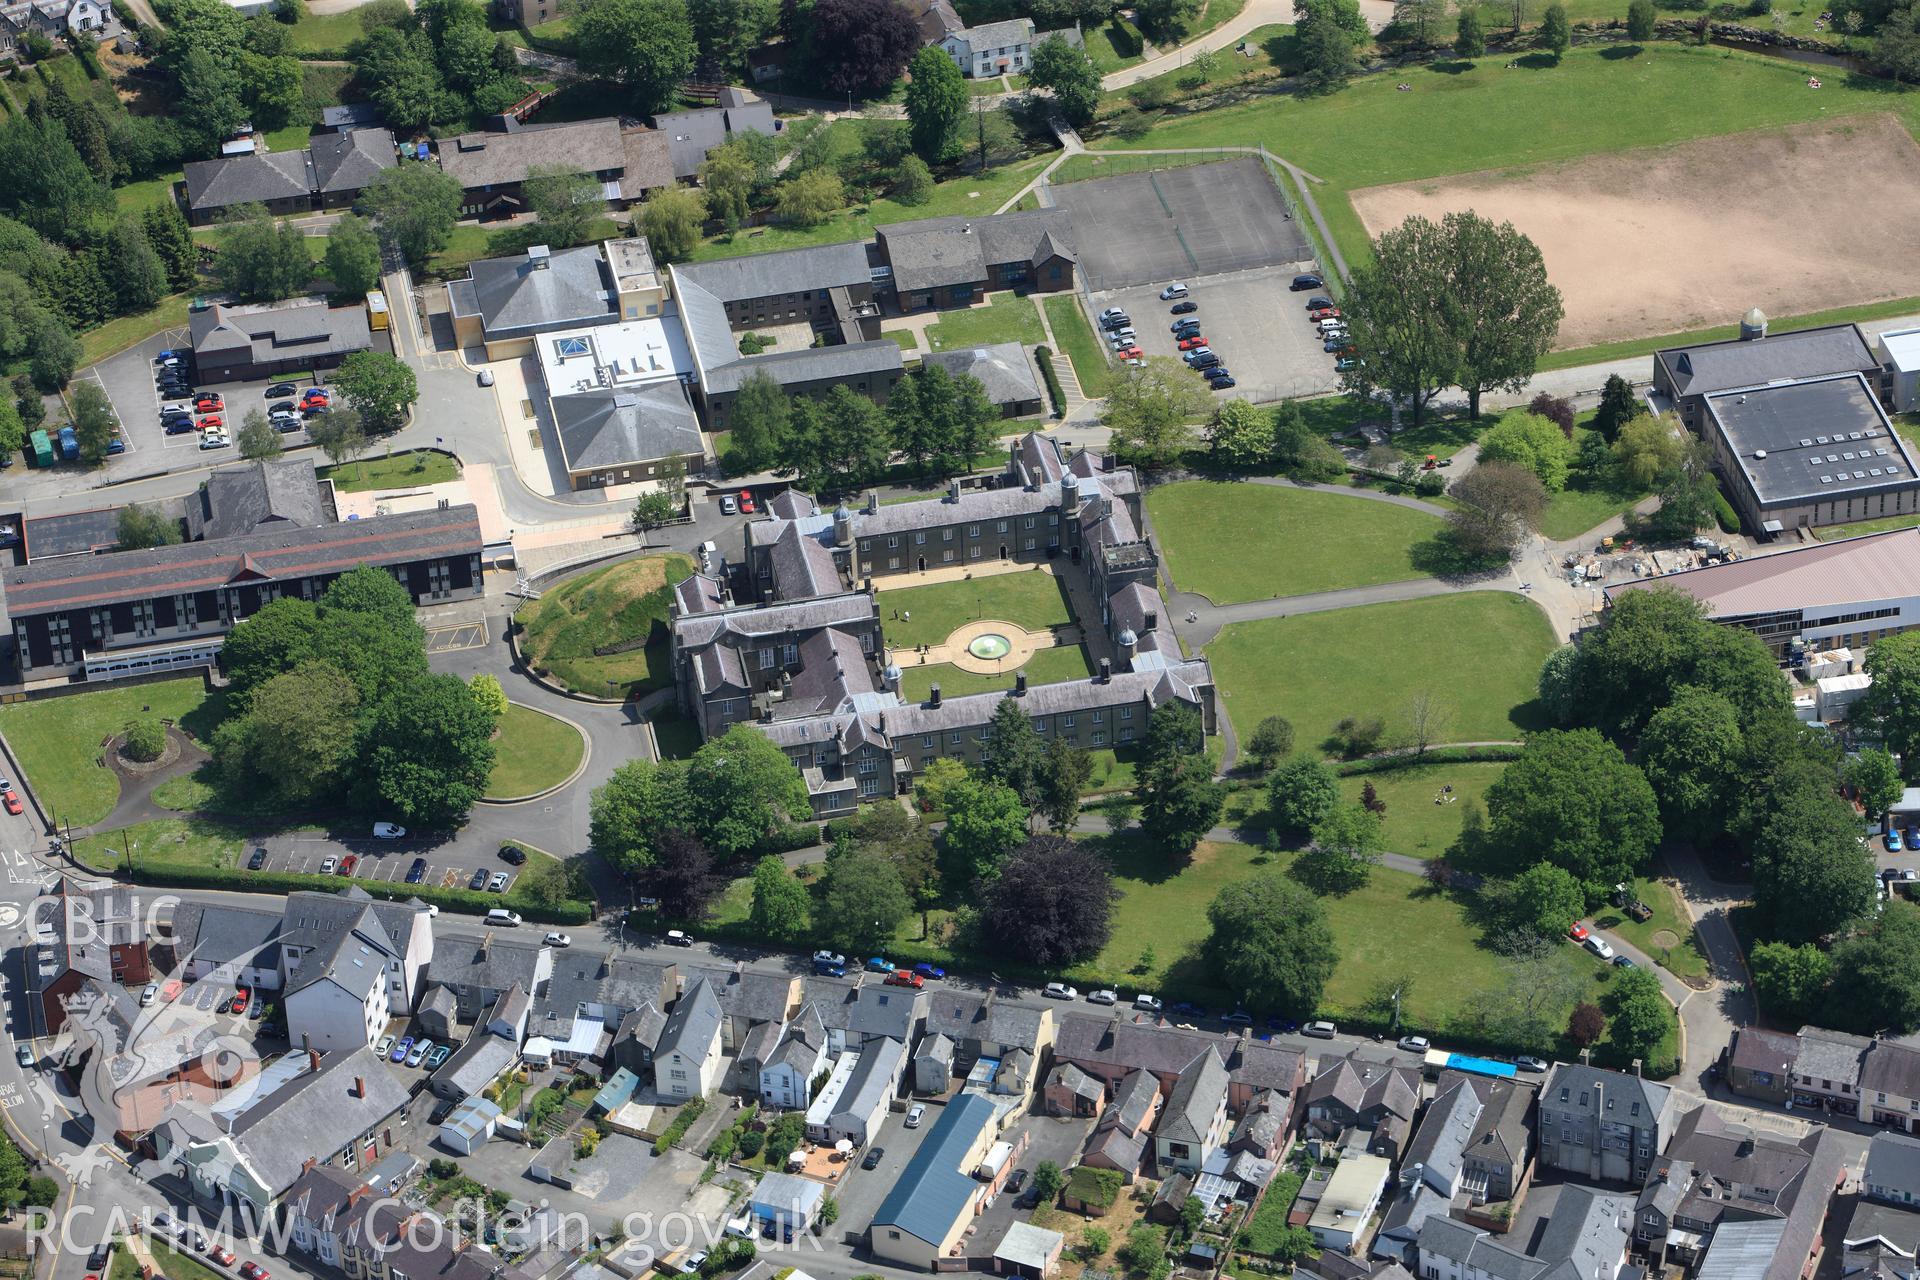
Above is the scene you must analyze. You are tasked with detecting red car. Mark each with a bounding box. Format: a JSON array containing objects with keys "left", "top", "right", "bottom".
[
  {"left": 240, "top": 1263, "right": 270, "bottom": 1280},
  {"left": 883, "top": 969, "right": 924, "bottom": 989},
  {"left": 339, "top": 854, "right": 358, "bottom": 876},
  {"left": 300, "top": 387, "right": 330, "bottom": 405},
  {"left": 1115, "top": 345, "right": 1143, "bottom": 360},
  {"left": 1310, "top": 307, "right": 1341, "bottom": 321},
  {"left": 738, "top": 490, "right": 756, "bottom": 514},
  {"left": 1176, "top": 335, "right": 1209, "bottom": 351},
  {"left": 230, "top": 987, "right": 249, "bottom": 1014},
  {"left": 210, "top": 1249, "right": 237, "bottom": 1268},
  {"left": 193, "top": 394, "right": 224, "bottom": 412},
  {"left": 1568, "top": 921, "right": 1589, "bottom": 942},
  {"left": 2, "top": 793, "right": 21, "bottom": 817},
  {"left": 198, "top": 415, "right": 224, "bottom": 431}
]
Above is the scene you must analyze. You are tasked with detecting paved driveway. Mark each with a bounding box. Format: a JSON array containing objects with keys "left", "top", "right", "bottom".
[
  {"left": 1092, "top": 267, "right": 1337, "bottom": 405},
  {"left": 833, "top": 1107, "right": 933, "bottom": 1238}
]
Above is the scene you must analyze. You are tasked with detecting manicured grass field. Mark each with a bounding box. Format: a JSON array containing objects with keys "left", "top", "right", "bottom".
[
  {"left": 514, "top": 554, "right": 695, "bottom": 699},
  {"left": 153, "top": 1243, "right": 227, "bottom": 1280},
  {"left": 1041, "top": 294, "right": 1111, "bottom": 397},
  {"left": 1146, "top": 481, "right": 1443, "bottom": 604},
  {"left": 1085, "top": 16, "right": 1146, "bottom": 72},
  {"left": 684, "top": 154, "right": 1052, "bottom": 262},
  {"left": 895, "top": 643, "right": 1093, "bottom": 702},
  {"left": 114, "top": 172, "right": 184, "bottom": 216},
  {"left": 1100, "top": 45, "right": 1920, "bottom": 275},
  {"left": 285, "top": 9, "right": 370, "bottom": 56},
  {"left": 0, "top": 678, "right": 224, "bottom": 827},
  {"left": 1538, "top": 293, "right": 1920, "bottom": 373},
  {"left": 925, "top": 292, "right": 1044, "bottom": 352},
  {"left": 1337, "top": 760, "right": 1507, "bottom": 859},
  {"left": 1207, "top": 592, "right": 1556, "bottom": 746},
  {"left": 1089, "top": 838, "right": 1600, "bottom": 1027},
  {"left": 80, "top": 293, "right": 189, "bottom": 366},
  {"left": 1098, "top": 24, "right": 1300, "bottom": 106},
  {"left": 878, "top": 569, "right": 1075, "bottom": 648},
  {"left": 485, "top": 703, "right": 587, "bottom": 799},
  {"left": 321, "top": 450, "right": 461, "bottom": 493},
  {"left": 1594, "top": 871, "right": 1711, "bottom": 982}
]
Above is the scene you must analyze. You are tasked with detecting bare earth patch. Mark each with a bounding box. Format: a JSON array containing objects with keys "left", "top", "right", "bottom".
[{"left": 1348, "top": 115, "right": 1920, "bottom": 349}]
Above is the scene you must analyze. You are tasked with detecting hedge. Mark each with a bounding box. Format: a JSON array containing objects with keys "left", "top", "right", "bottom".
[
  {"left": 1710, "top": 482, "right": 1740, "bottom": 534},
  {"left": 653, "top": 1096, "right": 706, "bottom": 1155},
  {"left": 1334, "top": 744, "right": 1522, "bottom": 775},
  {"left": 1035, "top": 344, "right": 1065, "bottom": 417},
  {"left": 120, "top": 862, "right": 593, "bottom": 924}
]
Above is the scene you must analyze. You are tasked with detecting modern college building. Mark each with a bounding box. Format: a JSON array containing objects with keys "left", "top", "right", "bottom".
[{"left": 667, "top": 433, "right": 1216, "bottom": 813}]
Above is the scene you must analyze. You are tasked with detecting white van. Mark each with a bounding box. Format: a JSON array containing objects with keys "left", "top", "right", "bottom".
[{"left": 485, "top": 908, "right": 523, "bottom": 927}]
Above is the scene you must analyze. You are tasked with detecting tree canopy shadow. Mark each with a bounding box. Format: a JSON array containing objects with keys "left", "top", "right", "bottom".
[
  {"left": 1600, "top": 43, "right": 1644, "bottom": 57},
  {"left": 1409, "top": 532, "right": 1515, "bottom": 580},
  {"left": 1511, "top": 51, "right": 1561, "bottom": 68},
  {"left": 1428, "top": 58, "right": 1476, "bottom": 73}
]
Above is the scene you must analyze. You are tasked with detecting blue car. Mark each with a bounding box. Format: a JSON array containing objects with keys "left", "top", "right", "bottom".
[
  {"left": 914, "top": 962, "right": 946, "bottom": 981},
  {"left": 391, "top": 1036, "right": 413, "bottom": 1063},
  {"left": 405, "top": 857, "right": 427, "bottom": 884},
  {"left": 1892, "top": 829, "right": 1905, "bottom": 853},
  {"left": 866, "top": 956, "right": 892, "bottom": 973},
  {"left": 1172, "top": 1001, "right": 1208, "bottom": 1019}
]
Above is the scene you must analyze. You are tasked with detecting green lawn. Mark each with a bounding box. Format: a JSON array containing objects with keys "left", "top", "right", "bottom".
[
  {"left": 426, "top": 224, "right": 496, "bottom": 278},
  {"left": 1816, "top": 513, "right": 1920, "bottom": 541},
  {"left": 1208, "top": 592, "right": 1556, "bottom": 746},
  {"left": 1097, "top": 44, "right": 1920, "bottom": 284},
  {"left": 485, "top": 703, "right": 586, "bottom": 799},
  {"left": 1052, "top": 150, "right": 1244, "bottom": 185},
  {"left": 684, "top": 154, "right": 1053, "bottom": 263},
  {"left": 877, "top": 569, "right": 1074, "bottom": 648},
  {"left": 114, "top": 172, "right": 184, "bottom": 217},
  {"left": 0, "top": 678, "right": 225, "bottom": 827},
  {"left": 1085, "top": 16, "right": 1146, "bottom": 72},
  {"left": 924, "top": 292, "right": 1044, "bottom": 351},
  {"left": 1540, "top": 426, "right": 1654, "bottom": 539},
  {"left": 514, "top": 554, "right": 695, "bottom": 699},
  {"left": 1146, "top": 481, "right": 1444, "bottom": 604},
  {"left": 152, "top": 1243, "right": 226, "bottom": 1280},
  {"left": 1593, "top": 871, "right": 1711, "bottom": 982},
  {"left": 1042, "top": 294, "right": 1111, "bottom": 397},
  {"left": 896, "top": 643, "right": 1094, "bottom": 702},
  {"left": 1340, "top": 760, "right": 1506, "bottom": 858},
  {"left": 286, "top": 9, "right": 370, "bottom": 56},
  {"left": 321, "top": 450, "right": 461, "bottom": 492},
  {"left": 1100, "top": 24, "right": 1299, "bottom": 106},
  {"left": 1538, "top": 293, "right": 1920, "bottom": 373},
  {"left": 262, "top": 123, "right": 313, "bottom": 154},
  {"left": 80, "top": 293, "right": 189, "bottom": 366},
  {"left": 881, "top": 329, "right": 920, "bottom": 351}
]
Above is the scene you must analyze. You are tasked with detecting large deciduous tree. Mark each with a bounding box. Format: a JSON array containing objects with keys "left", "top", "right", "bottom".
[
  {"left": 725, "top": 372, "right": 790, "bottom": 473},
  {"left": 324, "top": 215, "right": 384, "bottom": 297},
  {"left": 1445, "top": 461, "right": 1545, "bottom": 558},
  {"left": 1203, "top": 873, "right": 1338, "bottom": 1016},
  {"left": 1103, "top": 356, "right": 1211, "bottom": 470},
  {"left": 590, "top": 758, "right": 694, "bottom": 875},
  {"left": 525, "top": 166, "right": 607, "bottom": 248},
  {"left": 1027, "top": 34, "right": 1101, "bottom": 125},
  {"left": 360, "top": 163, "right": 464, "bottom": 267},
  {"left": 981, "top": 835, "right": 1119, "bottom": 966},
  {"left": 686, "top": 723, "right": 811, "bottom": 856},
  {"left": 358, "top": 673, "right": 499, "bottom": 828},
  {"left": 574, "top": 0, "right": 697, "bottom": 113},
  {"left": 1268, "top": 757, "right": 1340, "bottom": 837},
  {"left": 647, "top": 828, "right": 722, "bottom": 919},
  {"left": 942, "top": 774, "right": 1029, "bottom": 884},
  {"left": 814, "top": 851, "right": 911, "bottom": 953},
  {"left": 1858, "top": 632, "right": 1920, "bottom": 778},
  {"left": 214, "top": 660, "right": 361, "bottom": 806},
  {"left": 1477, "top": 409, "right": 1575, "bottom": 490},
  {"left": 1483, "top": 729, "right": 1661, "bottom": 901},
  {"left": 749, "top": 854, "right": 810, "bottom": 938},
  {"left": 1638, "top": 687, "right": 1743, "bottom": 841},
  {"left": 1446, "top": 209, "right": 1566, "bottom": 404},
  {"left": 1499, "top": 861, "right": 1586, "bottom": 940},
  {"left": 641, "top": 188, "right": 708, "bottom": 261},
  {"left": 805, "top": 0, "right": 919, "bottom": 96},
  {"left": 905, "top": 45, "right": 967, "bottom": 163},
  {"left": 1829, "top": 901, "right": 1920, "bottom": 1034},
  {"left": 1751, "top": 758, "right": 1877, "bottom": 942},
  {"left": 332, "top": 351, "right": 418, "bottom": 433}
]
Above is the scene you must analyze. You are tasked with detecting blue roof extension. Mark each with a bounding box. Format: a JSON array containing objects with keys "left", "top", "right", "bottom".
[{"left": 870, "top": 1093, "right": 997, "bottom": 1246}]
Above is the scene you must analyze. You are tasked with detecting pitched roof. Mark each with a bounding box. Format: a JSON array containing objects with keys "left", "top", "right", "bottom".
[
  {"left": 1797, "top": 1027, "right": 1871, "bottom": 1087},
  {"left": 1543, "top": 1062, "right": 1671, "bottom": 1124},
  {"left": 657, "top": 978, "right": 723, "bottom": 1061},
  {"left": 467, "top": 244, "right": 615, "bottom": 339},
  {"left": 1864, "top": 1042, "right": 1920, "bottom": 1101},
  {"left": 768, "top": 1004, "right": 828, "bottom": 1070},
  {"left": 1658, "top": 324, "right": 1877, "bottom": 399},
  {"left": 1050, "top": 1062, "right": 1101, "bottom": 1102},
  {"left": 872, "top": 1092, "right": 997, "bottom": 1244},
  {"left": 700, "top": 341, "right": 904, "bottom": 396},
  {"left": 1308, "top": 1056, "right": 1420, "bottom": 1122},
  {"left": 190, "top": 297, "right": 373, "bottom": 368},
  {"left": 674, "top": 242, "right": 876, "bottom": 305},
  {"left": 551, "top": 383, "right": 703, "bottom": 474},
  {"left": 1610, "top": 528, "right": 1920, "bottom": 620},
  {"left": 1157, "top": 1047, "right": 1228, "bottom": 1145},
  {"left": 1730, "top": 1027, "right": 1801, "bottom": 1080},
  {"left": 183, "top": 148, "right": 314, "bottom": 212},
  {"left": 1402, "top": 1076, "right": 1483, "bottom": 1191},
  {"left": 951, "top": 16, "right": 1033, "bottom": 49},
  {"left": 308, "top": 128, "right": 396, "bottom": 195},
  {"left": 879, "top": 209, "right": 1075, "bottom": 293},
  {"left": 1868, "top": 1132, "right": 1920, "bottom": 1200},
  {"left": 437, "top": 118, "right": 623, "bottom": 190},
  {"left": 196, "top": 459, "right": 330, "bottom": 542},
  {"left": 923, "top": 342, "right": 1041, "bottom": 406},
  {"left": 224, "top": 1047, "right": 411, "bottom": 1196},
  {"left": 427, "top": 937, "right": 549, "bottom": 996},
  {"left": 833, "top": 1037, "right": 906, "bottom": 1126},
  {"left": 620, "top": 127, "right": 676, "bottom": 199}
]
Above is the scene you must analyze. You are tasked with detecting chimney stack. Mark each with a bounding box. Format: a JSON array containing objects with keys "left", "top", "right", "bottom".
[
  {"left": 1014, "top": 671, "right": 1027, "bottom": 696},
  {"left": 1145, "top": 610, "right": 1158, "bottom": 632},
  {"left": 528, "top": 244, "right": 551, "bottom": 270},
  {"left": 866, "top": 490, "right": 880, "bottom": 515},
  {"left": 930, "top": 683, "right": 942, "bottom": 708},
  {"left": 1098, "top": 658, "right": 1111, "bottom": 683},
  {"left": 354, "top": 1075, "right": 366, "bottom": 1098},
  {"left": 948, "top": 478, "right": 962, "bottom": 503},
  {"left": 1580, "top": 1047, "right": 1592, "bottom": 1065},
  {"left": 1633, "top": 1058, "right": 1643, "bottom": 1078},
  {"left": 306, "top": 1044, "right": 318, "bottom": 1069}
]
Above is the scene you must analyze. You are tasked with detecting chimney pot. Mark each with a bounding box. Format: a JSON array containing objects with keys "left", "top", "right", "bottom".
[
  {"left": 307, "top": 1046, "right": 320, "bottom": 1070},
  {"left": 355, "top": 1075, "right": 366, "bottom": 1098},
  {"left": 866, "top": 490, "right": 879, "bottom": 515},
  {"left": 930, "top": 683, "right": 942, "bottom": 707},
  {"left": 948, "top": 478, "right": 962, "bottom": 502},
  {"left": 1633, "top": 1058, "right": 1643, "bottom": 1078},
  {"left": 1015, "top": 671, "right": 1027, "bottom": 696},
  {"left": 1098, "top": 658, "right": 1111, "bottom": 683}
]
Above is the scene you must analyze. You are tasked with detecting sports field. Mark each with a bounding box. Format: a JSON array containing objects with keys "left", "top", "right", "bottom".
[{"left": 1351, "top": 116, "right": 1920, "bottom": 348}]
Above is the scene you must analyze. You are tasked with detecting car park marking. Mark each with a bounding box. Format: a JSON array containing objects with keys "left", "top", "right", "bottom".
[{"left": 425, "top": 623, "right": 487, "bottom": 653}]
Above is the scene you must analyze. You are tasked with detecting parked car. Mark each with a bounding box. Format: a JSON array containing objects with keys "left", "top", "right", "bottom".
[
  {"left": 193, "top": 393, "right": 224, "bottom": 411},
  {"left": 1584, "top": 936, "right": 1616, "bottom": 960},
  {"left": 719, "top": 494, "right": 738, "bottom": 516},
  {"left": 1170, "top": 300, "right": 1198, "bottom": 315},
  {"left": 211, "top": 1249, "right": 237, "bottom": 1268},
  {"left": 141, "top": 984, "right": 159, "bottom": 1007},
  {"left": 1515, "top": 1056, "right": 1548, "bottom": 1073},
  {"left": 425, "top": 1044, "right": 451, "bottom": 1069},
  {"left": 319, "top": 855, "right": 338, "bottom": 875},
  {"left": 199, "top": 431, "right": 230, "bottom": 451},
  {"left": 1304, "top": 295, "right": 1334, "bottom": 310},
  {"left": 485, "top": 908, "right": 523, "bottom": 927},
  {"left": 665, "top": 929, "right": 694, "bottom": 946},
  {"left": 339, "top": 854, "right": 357, "bottom": 876},
  {"left": 861, "top": 1147, "right": 884, "bottom": 1171},
  {"left": 373, "top": 822, "right": 406, "bottom": 839},
  {"left": 738, "top": 490, "right": 757, "bottom": 514},
  {"left": 376, "top": 1036, "right": 395, "bottom": 1057},
  {"left": 1134, "top": 993, "right": 1163, "bottom": 1013},
  {"left": 1290, "top": 273, "right": 1324, "bottom": 291},
  {"left": 866, "top": 956, "right": 893, "bottom": 973},
  {"left": 1189, "top": 352, "right": 1220, "bottom": 370},
  {"left": 406, "top": 857, "right": 426, "bottom": 884},
  {"left": 390, "top": 1036, "right": 413, "bottom": 1063},
  {"left": 1171, "top": 318, "right": 1202, "bottom": 334},
  {"left": 2, "top": 793, "right": 22, "bottom": 816},
  {"left": 1310, "top": 307, "right": 1342, "bottom": 321},
  {"left": 1159, "top": 283, "right": 1189, "bottom": 299},
  {"left": 499, "top": 844, "right": 526, "bottom": 865},
  {"left": 906, "top": 1104, "right": 927, "bottom": 1128},
  {"left": 248, "top": 848, "right": 268, "bottom": 870},
  {"left": 1612, "top": 955, "right": 1636, "bottom": 968},
  {"left": 1892, "top": 829, "right": 1905, "bottom": 852},
  {"left": 487, "top": 871, "right": 509, "bottom": 892},
  {"left": 1177, "top": 335, "right": 1210, "bottom": 351},
  {"left": 1207, "top": 375, "right": 1237, "bottom": 390},
  {"left": 1113, "top": 344, "right": 1142, "bottom": 359},
  {"left": 239, "top": 1263, "right": 270, "bottom": 1280},
  {"left": 1098, "top": 307, "right": 1128, "bottom": 322},
  {"left": 914, "top": 962, "right": 946, "bottom": 981},
  {"left": 1322, "top": 337, "right": 1351, "bottom": 354},
  {"left": 230, "top": 988, "right": 250, "bottom": 1014},
  {"left": 406, "top": 1039, "right": 431, "bottom": 1067},
  {"left": 264, "top": 383, "right": 297, "bottom": 399},
  {"left": 1008, "top": 1168, "right": 1031, "bottom": 1194},
  {"left": 1568, "top": 921, "right": 1589, "bottom": 942},
  {"left": 1398, "top": 1035, "right": 1430, "bottom": 1053},
  {"left": 468, "top": 868, "right": 489, "bottom": 890},
  {"left": 1302, "top": 1020, "right": 1337, "bottom": 1038},
  {"left": 1100, "top": 313, "right": 1132, "bottom": 330},
  {"left": 884, "top": 969, "right": 923, "bottom": 989},
  {"left": 1222, "top": 1009, "right": 1253, "bottom": 1025},
  {"left": 1335, "top": 357, "right": 1362, "bottom": 372},
  {"left": 1181, "top": 347, "right": 1214, "bottom": 364},
  {"left": 545, "top": 931, "right": 571, "bottom": 948},
  {"left": 1088, "top": 989, "right": 1117, "bottom": 1005},
  {"left": 1043, "top": 982, "right": 1078, "bottom": 1000},
  {"left": 163, "top": 415, "right": 196, "bottom": 434},
  {"left": 300, "top": 388, "right": 330, "bottom": 407},
  {"left": 813, "top": 949, "right": 847, "bottom": 969},
  {"left": 15, "top": 1044, "right": 32, "bottom": 1068}
]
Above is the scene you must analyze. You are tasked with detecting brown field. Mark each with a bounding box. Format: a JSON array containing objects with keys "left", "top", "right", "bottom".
[{"left": 1348, "top": 114, "right": 1920, "bottom": 349}]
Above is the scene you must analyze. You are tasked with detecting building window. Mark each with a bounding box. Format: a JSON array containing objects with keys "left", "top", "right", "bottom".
[
  {"left": 889, "top": 557, "right": 901, "bottom": 569},
  {"left": 1093, "top": 731, "right": 1106, "bottom": 745},
  {"left": 943, "top": 529, "right": 954, "bottom": 541},
  {"left": 860, "top": 540, "right": 872, "bottom": 551},
  {"left": 1024, "top": 517, "right": 1036, "bottom": 529},
  {"left": 969, "top": 524, "right": 980, "bottom": 536},
  {"left": 671, "top": 1069, "right": 687, "bottom": 1080},
  {"left": 1064, "top": 715, "right": 1075, "bottom": 728},
  {"left": 943, "top": 551, "right": 955, "bottom": 563},
  {"left": 858, "top": 757, "right": 877, "bottom": 775},
  {"left": 916, "top": 532, "right": 926, "bottom": 544},
  {"left": 760, "top": 649, "right": 775, "bottom": 670}
]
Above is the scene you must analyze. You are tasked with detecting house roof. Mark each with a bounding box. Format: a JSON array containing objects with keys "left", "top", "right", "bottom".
[
  {"left": 1050, "top": 1063, "right": 1101, "bottom": 1102},
  {"left": 1542, "top": 1062, "right": 1670, "bottom": 1124},
  {"left": 674, "top": 243, "right": 875, "bottom": 306},
  {"left": 1730, "top": 1027, "right": 1801, "bottom": 1080},
  {"left": 1865, "top": 1043, "right": 1920, "bottom": 1102},
  {"left": 183, "top": 148, "right": 314, "bottom": 212},
  {"left": 833, "top": 1037, "right": 906, "bottom": 1126},
  {"left": 657, "top": 978, "right": 723, "bottom": 1061},
  {"left": 871, "top": 1092, "right": 997, "bottom": 1245},
  {"left": 1308, "top": 1056, "right": 1420, "bottom": 1122},
  {"left": 767, "top": 1004, "right": 828, "bottom": 1070},
  {"left": 651, "top": 107, "right": 727, "bottom": 179},
  {"left": 1402, "top": 1076, "right": 1483, "bottom": 1191},
  {"left": 700, "top": 341, "right": 904, "bottom": 396},
  {"left": 195, "top": 459, "right": 330, "bottom": 542},
  {"left": 190, "top": 297, "right": 372, "bottom": 369},
  {"left": 167, "top": 902, "right": 282, "bottom": 971},
  {"left": 620, "top": 127, "right": 676, "bottom": 199},
  {"left": 924, "top": 343, "right": 1040, "bottom": 407},
  {"left": 1798, "top": 1027, "right": 1871, "bottom": 1087},
  {"left": 1868, "top": 1132, "right": 1920, "bottom": 1199},
  {"left": 431, "top": 1033, "right": 520, "bottom": 1099},
  {"left": 995, "top": 1222, "right": 1063, "bottom": 1273},
  {"left": 1657, "top": 324, "right": 1877, "bottom": 399},
  {"left": 438, "top": 119, "right": 623, "bottom": 190},
  {"left": 951, "top": 16, "right": 1033, "bottom": 50},
  {"left": 1157, "top": 1047, "right": 1228, "bottom": 1146},
  {"left": 225, "top": 1047, "right": 412, "bottom": 1196},
  {"left": 879, "top": 208, "right": 1075, "bottom": 293},
  {"left": 309, "top": 128, "right": 396, "bottom": 195},
  {"left": 551, "top": 383, "right": 703, "bottom": 475},
  {"left": 428, "top": 937, "right": 550, "bottom": 997},
  {"left": 468, "top": 244, "right": 615, "bottom": 340}
]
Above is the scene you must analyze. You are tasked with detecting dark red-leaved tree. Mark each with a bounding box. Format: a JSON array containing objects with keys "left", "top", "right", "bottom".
[
  {"left": 1567, "top": 1000, "right": 1605, "bottom": 1047},
  {"left": 806, "top": 0, "right": 920, "bottom": 96},
  {"left": 981, "top": 835, "right": 1120, "bottom": 967}
]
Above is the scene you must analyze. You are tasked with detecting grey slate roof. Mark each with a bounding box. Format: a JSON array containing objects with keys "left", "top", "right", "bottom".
[
  {"left": 432, "top": 1032, "right": 520, "bottom": 1099},
  {"left": 834, "top": 984, "right": 925, "bottom": 1043},
  {"left": 1111, "top": 1068, "right": 1159, "bottom": 1133},
  {"left": 953, "top": 16, "right": 1033, "bottom": 49},
  {"left": 833, "top": 1036, "right": 905, "bottom": 1127},
  {"left": 1401, "top": 1076, "right": 1482, "bottom": 1191},
  {"left": 1658, "top": 324, "right": 1877, "bottom": 398},
  {"left": 1865, "top": 1042, "right": 1920, "bottom": 1101},
  {"left": 924, "top": 342, "right": 1041, "bottom": 407},
  {"left": 168, "top": 902, "right": 282, "bottom": 971},
  {"left": 551, "top": 383, "right": 703, "bottom": 474},
  {"left": 1868, "top": 1132, "right": 1920, "bottom": 1201},
  {"left": 620, "top": 127, "right": 676, "bottom": 199},
  {"left": 309, "top": 128, "right": 396, "bottom": 195},
  {"left": 428, "top": 938, "right": 549, "bottom": 999},
  {"left": 1417, "top": 1186, "right": 1630, "bottom": 1280},
  {"left": 700, "top": 341, "right": 904, "bottom": 396},
  {"left": 1730, "top": 1027, "right": 1801, "bottom": 1079},
  {"left": 1050, "top": 1062, "right": 1101, "bottom": 1102},
  {"left": 767, "top": 1003, "right": 828, "bottom": 1070},
  {"left": 226, "top": 1046, "right": 411, "bottom": 1196},
  {"left": 286, "top": 914, "right": 389, "bottom": 999},
  {"left": 183, "top": 148, "right": 314, "bottom": 213},
  {"left": 615, "top": 1003, "right": 667, "bottom": 1054},
  {"left": 657, "top": 977, "right": 723, "bottom": 1062},
  {"left": 280, "top": 889, "right": 417, "bottom": 968},
  {"left": 536, "top": 954, "right": 677, "bottom": 1039},
  {"left": 1705, "top": 373, "right": 1915, "bottom": 508},
  {"left": 680, "top": 965, "right": 799, "bottom": 1025},
  {"left": 467, "top": 245, "right": 615, "bottom": 339},
  {"left": 1797, "top": 1027, "right": 1871, "bottom": 1088},
  {"left": 438, "top": 118, "right": 623, "bottom": 190},
  {"left": 197, "top": 459, "right": 330, "bottom": 542},
  {"left": 1543, "top": 1061, "right": 1671, "bottom": 1124},
  {"left": 190, "top": 297, "right": 373, "bottom": 368},
  {"left": 652, "top": 107, "right": 728, "bottom": 180},
  {"left": 420, "top": 984, "right": 457, "bottom": 1022},
  {"left": 1157, "top": 1047, "right": 1227, "bottom": 1145},
  {"left": 673, "top": 243, "right": 875, "bottom": 306},
  {"left": 879, "top": 208, "right": 1075, "bottom": 293}
]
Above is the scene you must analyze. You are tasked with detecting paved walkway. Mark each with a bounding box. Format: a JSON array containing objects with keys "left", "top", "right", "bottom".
[{"left": 1099, "top": 0, "right": 1397, "bottom": 89}]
